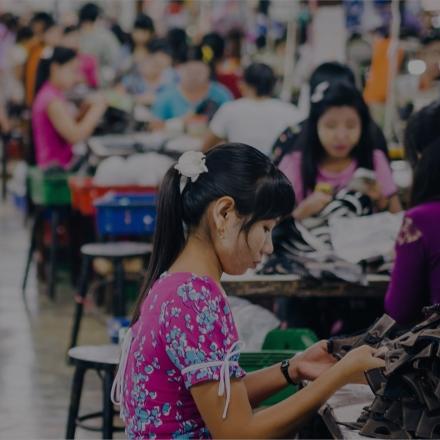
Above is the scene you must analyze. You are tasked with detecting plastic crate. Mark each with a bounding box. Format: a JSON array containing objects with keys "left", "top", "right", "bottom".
[
  {"left": 10, "top": 191, "right": 27, "bottom": 214},
  {"left": 240, "top": 350, "right": 298, "bottom": 406},
  {"left": 68, "top": 176, "right": 157, "bottom": 216},
  {"left": 94, "top": 193, "right": 157, "bottom": 236},
  {"left": 262, "top": 328, "right": 318, "bottom": 351},
  {"left": 28, "top": 167, "right": 71, "bottom": 206}
]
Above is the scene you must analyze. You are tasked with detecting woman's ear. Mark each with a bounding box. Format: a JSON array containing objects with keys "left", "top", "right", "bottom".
[{"left": 212, "top": 196, "right": 236, "bottom": 232}]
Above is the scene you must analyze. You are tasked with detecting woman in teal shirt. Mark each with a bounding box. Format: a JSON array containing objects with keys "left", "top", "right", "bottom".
[{"left": 152, "top": 45, "right": 232, "bottom": 122}]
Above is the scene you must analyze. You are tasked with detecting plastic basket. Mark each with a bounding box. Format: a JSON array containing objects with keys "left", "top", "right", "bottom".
[
  {"left": 28, "top": 167, "right": 71, "bottom": 206},
  {"left": 68, "top": 176, "right": 157, "bottom": 216},
  {"left": 94, "top": 193, "right": 157, "bottom": 236},
  {"left": 10, "top": 191, "right": 27, "bottom": 214},
  {"left": 262, "top": 328, "right": 318, "bottom": 351},
  {"left": 240, "top": 350, "right": 298, "bottom": 406}
]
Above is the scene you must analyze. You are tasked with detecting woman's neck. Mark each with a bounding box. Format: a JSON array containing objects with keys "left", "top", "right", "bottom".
[
  {"left": 244, "top": 89, "right": 269, "bottom": 100},
  {"left": 144, "top": 75, "right": 161, "bottom": 87},
  {"left": 320, "top": 155, "right": 353, "bottom": 173},
  {"left": 180, "top": 83, "right": 210, "bottom": 103},
  {"left": 169, "top": 233, "right": 222, "bottom": 283},
  {"left": 48, "top": 78, "right": 64, "bottom": 92}
]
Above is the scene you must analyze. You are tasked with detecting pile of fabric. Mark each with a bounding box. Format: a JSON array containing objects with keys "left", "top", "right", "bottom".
[
  {"left": 329, "top": 305, "right": 440, "bottom": 439},
  {"left": 260, "top": 188, "right": 372, "bottom": 283},
  {"left": 93, "top": 153, "right": 174, "bottom": 187},
  {"left": 261, "top": 187, "right": 403, "bottom": 283}
]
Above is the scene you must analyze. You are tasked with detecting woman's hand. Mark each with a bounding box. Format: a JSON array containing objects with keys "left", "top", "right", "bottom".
[
  {"left": 362, "top": 181, "right": 382, "bottom": 201},
  {"left": 293, "top": 191, "right": 332, "bottom": 220},
  {"left": 85, "top": 92, "right": 108, "bottom": 111},
  {"left": 336, "top": 345, "right": 385, "bottom": 384},
  {"left": 289, "top": 340, "right": 337, "bottom": 382},
  {"left": 149, "top": 119, "right": 166, "bottom": 131}
]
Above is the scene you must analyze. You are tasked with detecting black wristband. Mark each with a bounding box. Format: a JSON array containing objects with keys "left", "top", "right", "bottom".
[{"left": 280, "top": 359, "right": 297, "bottom": 386}]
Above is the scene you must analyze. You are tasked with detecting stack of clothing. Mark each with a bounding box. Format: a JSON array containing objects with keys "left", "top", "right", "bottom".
[{"left": 260, "top": 188, "right": 372, "bottom": 283}]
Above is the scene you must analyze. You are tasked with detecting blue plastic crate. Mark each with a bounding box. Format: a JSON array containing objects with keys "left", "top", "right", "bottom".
[
  {"left": 94, "top": 193, "right": 157, "bottom": 236},
  {"left": 9, "top": 189, "right": 27, "bottom": 214}
]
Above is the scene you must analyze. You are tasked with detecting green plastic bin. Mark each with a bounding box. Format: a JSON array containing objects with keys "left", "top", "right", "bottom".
[
  {"left": 262, "top": 328, "right": 318, "bottom": 351},
  {"left": 28, "top": 167, "right": 71, "bottom": 206},
  {"left": 240, "top": 350, "right": 298, "bottom": 406}
]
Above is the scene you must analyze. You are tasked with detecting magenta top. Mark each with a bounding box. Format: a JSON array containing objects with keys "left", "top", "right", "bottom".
[
  {"left": 32, "top": 81, "right": 73, "bottom": 169},
  {"left": 118, "top": 272, "right": 246, "bottom": 439},
  {"left": 385, "top": 201, "right": 440, "bottom": 325},
  {"left": 279, "top": 149, "right": 397, "bottom": 203}
]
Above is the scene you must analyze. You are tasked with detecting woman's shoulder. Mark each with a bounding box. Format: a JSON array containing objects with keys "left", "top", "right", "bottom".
[
  {"left": 396, "top": 201, "right": 440, "bottom": 247},
  {"left": 406, "top": 201, "right": 440, "bottom": 223},
  {"left": 279, "top": 149, "right": 302, "bottom": 168},
  {"left": 33, "top": 83, "right": 63, "bottom": 111},
  {"left": 157, "top": 272, "right": 224, "bottom": 303},
  {"left": 209, "top": 81, "right": 233, "bottom": 101}
]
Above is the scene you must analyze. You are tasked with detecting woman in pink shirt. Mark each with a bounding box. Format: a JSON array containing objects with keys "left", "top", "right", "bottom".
[
  {"left": 32, "top": 46, "right": 106, "bottom": 169},
  {"left": 111, "top": 144, "right": 385, "bottom": 438},
  {"left": 279, "top": 81, "right": 402, "bottom": 220}
]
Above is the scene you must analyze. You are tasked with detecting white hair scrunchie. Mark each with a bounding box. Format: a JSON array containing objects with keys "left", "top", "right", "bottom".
[
  {"left": 174, "top": 151, "right": 208, "bottom": 193},
  {"left": 310, "top": 81, "right": 330, "bottom": 103}
]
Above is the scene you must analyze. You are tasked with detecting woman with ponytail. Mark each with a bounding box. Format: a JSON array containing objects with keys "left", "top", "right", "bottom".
[
  {"left": 32, "top": 46, "right": 107, "bottom": 169},
  {"left": 111, "top": 143, "right": 384, "bottom": 439}
]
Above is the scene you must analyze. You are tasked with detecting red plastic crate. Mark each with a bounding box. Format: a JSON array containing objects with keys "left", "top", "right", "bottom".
[{"left": 68, "top": 176, "right": 157, "bottom": 216}]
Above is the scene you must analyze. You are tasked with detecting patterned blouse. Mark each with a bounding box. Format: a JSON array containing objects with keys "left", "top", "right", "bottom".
[{"left": 112, "top": 272, "right": 246, "bottom": 439}]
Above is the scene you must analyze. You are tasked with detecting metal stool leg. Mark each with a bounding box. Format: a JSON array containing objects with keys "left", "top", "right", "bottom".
[
  {"left": 1, "top": 135, "right": 7, "bottom": 201},
  {"left": 48, "top": 208, "right": 60, "bottom": 300},
  {"left": 113, "top": 259, "right": 126, "bottom": 317},
  {"left": 69, "top": 256, "right": 91, "bottom": 350},
  {"left": 102, "top": 368, "right": 115, "bottom": 439},
  {"left": 65, "top": 365, "right": 86, "bottom": 439},
  {"left": 22, "top": 208, "right": 42, "bottom": 296}
]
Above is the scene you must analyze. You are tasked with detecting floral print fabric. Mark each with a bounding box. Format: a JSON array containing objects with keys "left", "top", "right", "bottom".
[{"left": 122, "top": 272, "right": 246, "bottom": 439}]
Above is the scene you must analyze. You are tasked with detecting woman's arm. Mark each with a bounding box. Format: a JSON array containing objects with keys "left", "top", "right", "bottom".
[
  {"left": 47, "top": 96, "right": 107, "bottom": 144},
  {"left": 372, "top": 150, "right": 402, "bottom": 213},
  {"left": 191, "top": 345, "right": 384, "bottom": 439},
  {"left": 371, "top": 189, "right": 402, "bottom": 213},
  {"left": 243, "top": 341, "right": 336, "bottom": 407},
  {"left": 293, "top": 191, "right": 332, "bottom": 220},
  {"left": 387, "top": 194, "right": 402, "bottom": 213}
]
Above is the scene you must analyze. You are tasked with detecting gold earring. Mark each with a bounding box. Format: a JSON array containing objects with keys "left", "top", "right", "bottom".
[{"left": 218, "top": 229, "right": 225, "bottom": 240}]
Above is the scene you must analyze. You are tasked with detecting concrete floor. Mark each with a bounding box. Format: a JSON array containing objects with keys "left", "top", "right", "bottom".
[{"left": 0, "top": 202, "right": 125, "bottom": 439}]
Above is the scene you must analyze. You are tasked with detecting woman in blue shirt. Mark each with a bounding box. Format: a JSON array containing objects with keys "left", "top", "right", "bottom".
[
  {"left": 121, "top": 38, "right": 176, "bottom": 106},
  {"left": 152, "top": 45, "right": 232, "bottom": 123}
]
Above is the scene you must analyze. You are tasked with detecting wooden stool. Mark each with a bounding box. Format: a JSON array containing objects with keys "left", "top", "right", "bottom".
[
  {"left": 65, "top": 344, "right": 123, "bottom": 439},
  {"left": 68, "top": 241, "right": 152, "bottom": 350}
]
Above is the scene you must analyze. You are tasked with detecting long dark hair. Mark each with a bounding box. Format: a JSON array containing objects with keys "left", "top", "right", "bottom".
[
  {"left": 35, "top": 46, "right": 77, "bottom": 96},
  {"left": 298, "top": 81, "right": 374, "bottom": 198},
  {"left": 132, "top": 143, "right": 295, "bottom": 324},
  {"left": 404, "top": 99, "right": 440, "bottom": 168},
  {"left": 410, "top": 139, "right": 440, "bottom": 207}
]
